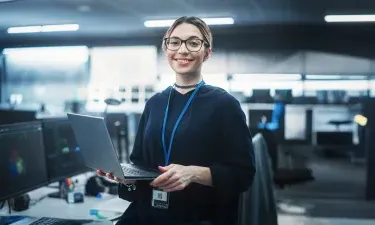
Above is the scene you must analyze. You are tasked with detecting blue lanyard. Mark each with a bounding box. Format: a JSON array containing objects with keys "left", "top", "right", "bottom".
[{"left": 161, "top": 80, "right": 205, "bottom": 166}]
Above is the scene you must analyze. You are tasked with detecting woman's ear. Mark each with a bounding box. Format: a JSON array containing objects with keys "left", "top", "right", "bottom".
[{"left": 203, "top": 48, "right": 212, "bottom": 62}]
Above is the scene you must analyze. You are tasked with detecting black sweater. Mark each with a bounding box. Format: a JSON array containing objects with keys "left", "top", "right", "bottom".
[{"left": 117, "top": 85, "right": 255, "bottom": 225}]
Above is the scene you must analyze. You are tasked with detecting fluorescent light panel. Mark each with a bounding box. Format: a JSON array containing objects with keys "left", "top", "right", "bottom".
[
  {"left": 3, "top": 46, "right": 89, "bottom": 64},
  {"left": 144, "top": 17, "right": 234, "bottom": 27},
  {"left": 306, "top": 75, "right": 368, "bottom": 80},
  {"left": 325, "top": 15, "right": 375, "bottom": 23},
  {"left": 233, "top": 73, "right": 302, "bottom": 81},
  {"left": 7, "top": 24, "right": 79, "bottom": 34}
]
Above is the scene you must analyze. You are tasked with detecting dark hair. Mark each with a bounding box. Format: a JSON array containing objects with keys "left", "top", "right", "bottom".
[{"left": 162, "top": 16, "right": 213, "bottom": 51}]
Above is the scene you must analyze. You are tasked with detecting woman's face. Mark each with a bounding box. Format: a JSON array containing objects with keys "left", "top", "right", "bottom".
[{"left": 166, "top": 23, "right": 211, "bottom": 76}]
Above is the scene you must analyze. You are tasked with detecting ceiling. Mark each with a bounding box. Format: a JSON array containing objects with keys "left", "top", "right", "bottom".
[{"left": 0, "top": 0, "right": 375, "bottom": 41}]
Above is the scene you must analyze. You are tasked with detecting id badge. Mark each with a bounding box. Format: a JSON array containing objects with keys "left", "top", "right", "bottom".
[{"left": 151, "top": 188, "right": 169, "bottom": 209}]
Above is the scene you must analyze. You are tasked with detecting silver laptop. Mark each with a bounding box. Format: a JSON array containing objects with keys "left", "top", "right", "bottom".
[{"left": 67, "top": 113, "right": 160, "bottom": 180}]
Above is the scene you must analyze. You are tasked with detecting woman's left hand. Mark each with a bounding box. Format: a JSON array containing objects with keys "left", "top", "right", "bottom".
[{"left": 151, "top": 164, "right": 195, "bottom": 192}]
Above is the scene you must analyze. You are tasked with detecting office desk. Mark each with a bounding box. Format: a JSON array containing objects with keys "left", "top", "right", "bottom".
[{"left": 0, "top": 187, "right": 130, "bottom": 224}]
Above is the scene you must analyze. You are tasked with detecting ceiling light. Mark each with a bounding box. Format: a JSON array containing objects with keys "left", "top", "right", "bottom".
[
  {"left": 305, "top": 75, "right": 368, "bottom": 80},
  {"left": 144, "top": 17, "right": 234, "bottom": 27},
  {"left": 41, "top": 24, "right": 79, "bottom": 32},
  {"left": 354, "top": 114, "right": 367, "bottom": 127},
  {"left": 233, "top": 73, "right": 302, "bottom": 81},
  {"left": 7, "top": 24, "right": 79, "bottom": 34},
  {"left": 325, "top": 15, "right": 375, "bottom": 23}
]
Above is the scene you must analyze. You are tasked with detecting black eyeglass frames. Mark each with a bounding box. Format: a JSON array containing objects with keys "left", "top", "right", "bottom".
[{"left": 164, "top": 37, "right": 209, "bottom": 52}]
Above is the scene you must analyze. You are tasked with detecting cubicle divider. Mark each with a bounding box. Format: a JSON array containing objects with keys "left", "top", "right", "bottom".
[{"left": 238, "top": 133, "right": 278, "bottom": 225}]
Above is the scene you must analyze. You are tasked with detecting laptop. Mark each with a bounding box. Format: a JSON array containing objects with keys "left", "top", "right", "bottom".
[{"left": 67, "top": 113, "right": 161, "bottom": 180}]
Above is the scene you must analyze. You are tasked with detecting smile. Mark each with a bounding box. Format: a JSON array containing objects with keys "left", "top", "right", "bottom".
[{"left": 174, "top": 59, "right": 193, "bottom": 65}]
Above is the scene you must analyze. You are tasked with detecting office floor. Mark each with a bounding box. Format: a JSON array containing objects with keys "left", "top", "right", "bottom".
[
  {"left": 278, "top": 158, "right": 366, "bottom": 200},
  {"left": 278, "top": 215, "right": 375, "bottom": 225},
  {"left": 277, "top": 157, "right": 375, "bottom": 225}
]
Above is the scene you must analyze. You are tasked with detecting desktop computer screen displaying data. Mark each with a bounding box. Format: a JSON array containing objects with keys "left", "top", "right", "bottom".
[
  {"left": 0, "top": 121, "right": 49, "bottom": 201},
  {"left": 42, "top": 118, "right": 88, "bottom": 183}
]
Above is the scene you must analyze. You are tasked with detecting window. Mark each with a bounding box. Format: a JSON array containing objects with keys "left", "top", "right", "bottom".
[{"left": 2, "top": 46, "right": 89, "bottom": 108}]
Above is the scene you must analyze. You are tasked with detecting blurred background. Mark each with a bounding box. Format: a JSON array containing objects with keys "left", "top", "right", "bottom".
[{"left": 0, "top": 0, "right": 375, "bottom": 225}]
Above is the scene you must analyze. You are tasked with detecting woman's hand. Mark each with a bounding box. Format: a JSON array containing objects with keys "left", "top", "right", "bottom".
[
  {"left": 96, "top": 169, "right": 135, "bottom": 185},
  {"left": 150, "top": 164, "right": 196, "bottom": 192}
]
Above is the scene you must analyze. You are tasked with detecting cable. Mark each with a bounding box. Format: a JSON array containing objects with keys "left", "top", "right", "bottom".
[
  {"left": 29, "top": 195, "right": 48, "bottom": 207},
  {"left": 7, "top": 200, "right": 11, "bottom": 214},
  {"left": 0, "top": 201, "right": 5, "bottom": 210}
]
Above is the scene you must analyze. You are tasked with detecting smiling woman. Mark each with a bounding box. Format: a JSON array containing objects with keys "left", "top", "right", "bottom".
[{"left": 97, "top": 16, "right": 256, "bottom": 225}]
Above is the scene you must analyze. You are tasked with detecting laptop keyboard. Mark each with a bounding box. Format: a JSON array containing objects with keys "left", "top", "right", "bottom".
[
  {"left": 121, "top": 164, "right": 159, "bottom": 177},
  {"left": 30, "top": 217, "right": 92, "bottom": 225}
]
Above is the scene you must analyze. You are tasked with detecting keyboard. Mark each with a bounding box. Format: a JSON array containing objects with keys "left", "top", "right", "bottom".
[
  {"left": 30, "top": 217, "right": 93, "bottom": 225},
  {"left": 120, "top": 164, "right": 160, "bottom": 178}
]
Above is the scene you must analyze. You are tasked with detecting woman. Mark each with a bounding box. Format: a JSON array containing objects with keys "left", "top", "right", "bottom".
[{"left": 97, "top": 16, "right": 255, "bottom": 225}]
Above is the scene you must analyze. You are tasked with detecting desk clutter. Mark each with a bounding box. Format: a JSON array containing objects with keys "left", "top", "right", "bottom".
[
  {"left": 0, "top": 216, "right": 113, "bottom": 225},
  {"left": 0, "top": 186, "right": 125, "bottom": 225},
  {"left": 0, "top": 117, "right": 124, "bottom": 225}
]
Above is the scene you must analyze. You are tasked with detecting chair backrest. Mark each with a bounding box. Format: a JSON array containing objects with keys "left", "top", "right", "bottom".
[{"left": 238, "top": 133, "right": 278, "bottom": 225}]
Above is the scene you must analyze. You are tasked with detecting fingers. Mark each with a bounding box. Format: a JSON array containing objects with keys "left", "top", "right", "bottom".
[
  {"left": 96, "top": 170, "right": 105, "bottom": 176},
  {"left": 163, "top": 182, "right": 185, "bottom": 192},
  {"left": 106, "top": 173, "right": 123, "bottom": 183},
  {"left": 158, "top": 166, "right": 168, "bottom": 172},
  {"left": 163, "top": 164, "right": 175, "bottom": 170},
  {"left": 159, "top": 176, "right": 181, "bottom": 190},
  {"left": 106, "top": 173, "right": 135, "bottom": 185},
  {"left": 106, "top": 172, "right": 115, "bottom": 180},
  {"left": 97, "top": 169, "right": 134, "bottom": 185},
  {"left": 113, "top": 176, "right": 123, "bottom": 183},
  {"left": 157, "top": 174, "right": 179, "bottom": 188},
  {"left": 151, "top": 170, "right": 175, "bottom": 187}
]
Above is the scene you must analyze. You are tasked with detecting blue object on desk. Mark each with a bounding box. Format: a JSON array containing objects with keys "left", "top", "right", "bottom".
[
  {"left": 258, "top": 101, "right": 285, "bottom": 131},
  {"left": 89, "top": 209, "right": 107, "bottom": 220},
  {"left": 0, "top": 216, "right": 27, "bottom": 225},
  {"left": 66, "top": 192, "right": 84, "bottom": 204}
]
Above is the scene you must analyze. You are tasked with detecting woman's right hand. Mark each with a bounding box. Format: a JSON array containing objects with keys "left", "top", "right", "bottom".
[{"left": 96, "top": 169, "right": 135, "bottom": 185}]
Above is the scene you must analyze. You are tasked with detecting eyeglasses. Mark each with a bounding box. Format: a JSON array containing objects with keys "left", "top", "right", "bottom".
[{"left": 164, "top": 37, "right": 209, "bottom": 52}]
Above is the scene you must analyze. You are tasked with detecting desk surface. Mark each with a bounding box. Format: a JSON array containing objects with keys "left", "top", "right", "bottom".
[{"left": 0, "top": 187, "right": 130, "bottom": 223}]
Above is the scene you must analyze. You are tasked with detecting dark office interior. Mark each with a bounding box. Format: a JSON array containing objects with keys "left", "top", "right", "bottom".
[{"left": 1, "top": 0, "right": 375, "bottom": 225}]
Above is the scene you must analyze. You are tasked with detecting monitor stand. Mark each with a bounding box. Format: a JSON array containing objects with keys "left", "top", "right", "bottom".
[
  {"left": 0, "top": 200, "right": 11, "bottom": 214},
  {"left": 47, "top": 180, "right": 68, "bottom": 199},
  {"left": 48, "top": 191, "right": 63, "bottom": 199}
]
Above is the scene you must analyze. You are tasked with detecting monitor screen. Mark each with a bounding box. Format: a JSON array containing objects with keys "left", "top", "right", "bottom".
[
  {"left": 42, "top": 118, "right": 87, "bottom": 183},
  {"left": 0, "top": 110, "right": 36, "bottom": 125},
  {"left": 0, "top": 121, "right": 48, "bottom": 201},
  {"left": 248, "top": 109, "right": 273, "bottom": 128},
  {"left": 275, "top": 89, "right": 293, "bottom": 103},
  {"left": 251, "top": 89, "right": 272, "bottom": 103},
  {"left": 253, "top": 89, "right": 270, "bottom": 97}
]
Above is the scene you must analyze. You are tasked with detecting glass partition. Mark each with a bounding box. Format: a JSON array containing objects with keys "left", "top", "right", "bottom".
[
  {"left": 231, "top": 73, "right": 303, "bottom": 96},
  {"left": 370, "top": 78, "right": 375, "bottom": 97},
  {"left": 2, "top": 46, "right": 89, "bottom": 111}
]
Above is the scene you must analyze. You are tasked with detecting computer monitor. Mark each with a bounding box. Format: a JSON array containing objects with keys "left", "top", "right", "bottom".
[
  {"left": 0, "top": 121, "right": 48, "bottom": 201},
  {"left": 0, "top": 109, "right": 36, "bottom": 125},
  {"left": 275, "top": 89, "right": 293, "bottom": 103},
  {"left": 251, "top": 89, "right": 272, "bottom": 103},
  {"left": 41, "top": 118, "right": 88, "bottom": 183}
]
